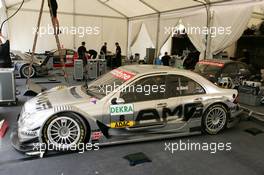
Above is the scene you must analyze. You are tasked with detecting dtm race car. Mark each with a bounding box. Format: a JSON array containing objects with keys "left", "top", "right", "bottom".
[{"left": 11, "top": 65, "right": 242, "bottom": 154}]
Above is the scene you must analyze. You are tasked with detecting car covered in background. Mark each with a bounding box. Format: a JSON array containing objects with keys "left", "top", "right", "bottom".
[
  {"left": 12, "top": 65, "right": 242, "bottom": 154},
  {"left": 194, "top": 59, "right": 261, "bottom": 88},
  {"left": 11, "top": 49, "right": 79, "bottom": 78},
  {"left": 11, "top": 51, "right": 50, "bottom": 78}
]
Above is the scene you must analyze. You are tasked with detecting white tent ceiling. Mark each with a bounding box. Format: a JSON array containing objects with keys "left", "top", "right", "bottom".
[
  {"left": 5, "top": 0, "right": 247, "bottom": 18},
  {"left": 2, "top": 0, "right": 264, "bottom": 55}
]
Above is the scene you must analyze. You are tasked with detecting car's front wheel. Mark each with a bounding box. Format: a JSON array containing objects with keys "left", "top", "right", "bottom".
[
  {"left": 43, "top": 113, "right": 87, "bottom": 151},
  {"left": 202, "top": 104, "right": 228, "bottom": 135}
]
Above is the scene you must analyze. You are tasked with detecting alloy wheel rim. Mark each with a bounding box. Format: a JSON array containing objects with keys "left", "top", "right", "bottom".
[
  {"left": 47, "top": 116, "right": 81, "bottom": 149},
  {"left": 205, "top": 107, "right": 226, "bottom": 133},
  {"left": 23, "top": 66, "right": 35, "bottom": 77}
]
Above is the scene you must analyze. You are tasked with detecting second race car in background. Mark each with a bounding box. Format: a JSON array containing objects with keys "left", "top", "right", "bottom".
[{"left": 194, "top": 59, "right": 261, "bottom": 88}]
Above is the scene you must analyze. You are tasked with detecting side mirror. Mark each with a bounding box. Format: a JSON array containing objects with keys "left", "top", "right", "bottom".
[{"left": 111, "top": 97, "right": 125, "bottom": 105}]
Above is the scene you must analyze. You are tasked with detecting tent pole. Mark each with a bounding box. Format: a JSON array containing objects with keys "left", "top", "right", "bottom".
[
  {"left": 139, "top": 0, "right": 159, "bottom": 13},
  {"left": 73, "top": 0, "right": 76, "bottom": 49},
  {"left": 126, "top": 19, "right": 129, "bottom": 58},
  {"left": 26, "top": 0, "right": 45, "bottom": 83},
  {"left": 96, "top": 0, "right": 128, "bottom": 19},
  {"left": 139, "top": 0, "right": 161, "bottom": 60},
  {"left": 206, "top": 8, "right": 213, "bottom": 59},
  {"left": 155, "top": 13, "right": 161, "bottom": 58},
  {"left": 194, "top": 0, "right": 211, "bottom": 60}
]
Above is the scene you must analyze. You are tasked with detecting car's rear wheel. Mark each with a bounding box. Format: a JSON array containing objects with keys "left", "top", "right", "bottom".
[
  {"left": 20, "top": 64, "right": 36, "bottom": 78},
  {"left": 202, "top": 104, "right": 228, "bottom": 135},
  {"left": 43, "top": 113, "right": 87, "bottom": 151}
]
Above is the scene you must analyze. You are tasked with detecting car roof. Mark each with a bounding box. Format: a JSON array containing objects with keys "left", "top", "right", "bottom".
[
  {"left": 119, "top": 65, "right": 193, "bottom": 75},
  {"left": 199, "top": 59, "right": 235, "bottom": 64}
]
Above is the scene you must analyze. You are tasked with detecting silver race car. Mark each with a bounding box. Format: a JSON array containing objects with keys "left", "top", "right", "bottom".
[{"left": 11, "top": 65, "right": 242, "bottom": 154}]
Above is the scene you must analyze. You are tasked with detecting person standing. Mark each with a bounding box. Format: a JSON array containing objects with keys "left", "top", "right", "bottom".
[
  {"left": 50, "top": 0, "right": 60, "bottom": 34},
  {"left": 115, "top": 42, "right": 122, "bottom": 67},
  {"left": 0, "top": 32, "right": 12, "bottom": 68},
  {"left": 78, "top": 42, "right": 87, "bottom": 65},
  {"left": 100, "top": 42, "right": 107, "bottom": 56},
  {"left": 161, "top": 52, "right": 171, "bottom": 66}
]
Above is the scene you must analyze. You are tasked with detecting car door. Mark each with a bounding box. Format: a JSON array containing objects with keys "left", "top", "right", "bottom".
[
  {"left": 157, "top": 74, "right": 205, "bottom": 131},
  {"left": 176, "top": 75, "right": 206, "bottom": 119},
  {"left": 107, "top": 74, "right": 167, "bottom": 131}
]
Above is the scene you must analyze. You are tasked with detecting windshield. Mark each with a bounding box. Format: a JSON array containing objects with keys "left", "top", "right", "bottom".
[
  {"left": 194, "top": 62, "right": 223, "bottom": 75},
  {"left": 82, "top": 69, "right": 136, "bottom": 99}
]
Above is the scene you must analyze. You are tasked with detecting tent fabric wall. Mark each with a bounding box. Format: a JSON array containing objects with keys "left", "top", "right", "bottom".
[
  {"left": 8, "top": 9, "right": 74, "bottom": 52},
  {"left": 128, "top": 20, "right": 143, "bottom": 55},
  {"left": 5, "top": 0, "right": 264, "bottom": 59},
  {"left": 209, "top": 3, "right": 255, "bottom": 58},
  {"left": 131, "top": 23, "right": 155, "bottom": 59},
  {"left": 128, "top": 16, "right": 158, "bottom": 56},
  {"left": 0, "top": 0, "right": 8, "bottom": 37},
  {"left": 7, "top": 9, "right": 127, "bottom": 54},
  {"left": 181, "top": 9, "right": 207, "bottom": 59}
]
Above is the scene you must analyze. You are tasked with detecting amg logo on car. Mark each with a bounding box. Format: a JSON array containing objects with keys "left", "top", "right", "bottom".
[
  {"left": 136, "top": 102, "right": 204, "bottom": 122},
  {"left": 110, "top": 104, "right": 134, "bottom": 116},
  {"left": 110, "top": 121, "right": 135, "bottom": 128}
]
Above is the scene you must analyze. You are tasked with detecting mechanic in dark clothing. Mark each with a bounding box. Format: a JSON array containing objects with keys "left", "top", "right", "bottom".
[
  {"left": 78, "top": 42, "right": 87, "bottom": 65},
  {"left": 115, "top": 42, "right": 122, "bottom": 67},
  {"left": 88, "top": 50, "right": 98, "bottom": 59},
  {"left": 49, "top": 0, "right": 60, "bottom": 34},
  {"left": 100, "top": 42, "right": 107, "bottom": 55},
  {"left": 0, "top": 32, "right": 12, "bottom": 68},
  {"left": 161, "top": 52, "right": 171, "bottom": 66}
]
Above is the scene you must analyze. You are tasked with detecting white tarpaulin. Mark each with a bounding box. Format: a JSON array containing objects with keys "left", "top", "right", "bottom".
[{"left": 209, "top": 2, "right": 255, "bottom": 58}]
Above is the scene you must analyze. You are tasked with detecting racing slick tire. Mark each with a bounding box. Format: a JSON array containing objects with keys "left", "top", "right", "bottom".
[
  {"left": 202, "top": 104, "right": 228, "bottom": 135},
  {"left": 20, "top": 64, "right": 36, "bottom": 78},
  {"left": 42, "top": 112, "right": 88, "bottom": 151}
]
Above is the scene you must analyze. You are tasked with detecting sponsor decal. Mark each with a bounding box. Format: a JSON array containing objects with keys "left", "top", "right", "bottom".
[
  {"left": 21, "top": 130, "right": 38, "bottom": 137},
  {"left": 199, "top": 61, "right": 224, "bottom": 67},
  {"left": 91, "top": 131, "right": 102, "bottom": 140},
  {"left": 110, "top": 121, "right": 135, "bottom": 128},
  {"left": 111, "top": 69, "right": 135, "bottom": 81},
  {"left": 110, "top": 104, "right": 134, "bottom": 116},
  {"left": 90, "top": 98, "right": 97, "bottom": 104}
]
